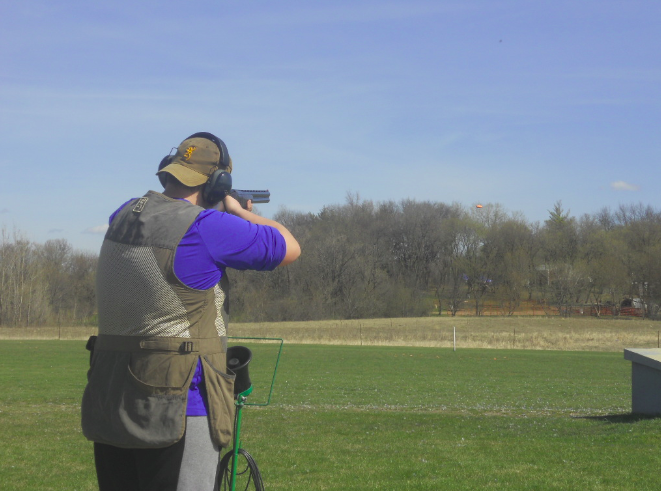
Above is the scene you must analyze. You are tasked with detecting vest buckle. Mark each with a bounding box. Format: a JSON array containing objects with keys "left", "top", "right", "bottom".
[{"left": 180, "top": 341, "right": 194, "bottom": 353}]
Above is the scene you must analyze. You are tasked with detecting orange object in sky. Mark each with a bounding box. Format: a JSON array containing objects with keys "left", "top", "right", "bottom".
[{"left": 476, "top": 204, "right": 483, "bottom": 208}]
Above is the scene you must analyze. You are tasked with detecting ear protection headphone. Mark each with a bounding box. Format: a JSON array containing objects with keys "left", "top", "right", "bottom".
[
  {"left": 158, "top": 132, "right": 233, "bottom": 204},
  {"left": 157, "top": 155, "right": 174, "bottom": 187}
]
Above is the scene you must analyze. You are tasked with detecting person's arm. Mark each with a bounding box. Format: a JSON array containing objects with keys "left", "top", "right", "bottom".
[{"left": 220, "top": 195, "right": 301, "bottom": 266}]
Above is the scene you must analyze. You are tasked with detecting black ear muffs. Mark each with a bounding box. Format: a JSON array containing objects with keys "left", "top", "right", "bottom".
[
  {"left": 186, "top": 132, "right": 233, "bottom": 204},
  {"left": 157, "top": 155, "right": 173, "bottom": 188},
  {"left": 203, "top": 170, "right": 232, "bottom": 204},
  {"left": 158, "top": 132, "right": 233, "bottom": 205}
]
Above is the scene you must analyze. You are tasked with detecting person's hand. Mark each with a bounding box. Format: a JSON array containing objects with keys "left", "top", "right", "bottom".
[
  {"left": 214, "top": 195, "right": 253, "bottom": 216},
  {"left": 220, "top": 194, "right": 244, "bottom": 216},
  {"left": 228, "top": 191, "right": 253, "bottom": 211}
]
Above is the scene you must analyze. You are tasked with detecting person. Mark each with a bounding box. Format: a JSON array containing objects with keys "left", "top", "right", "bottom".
[{"left": 81, "top": 132, "right": 300, "bottom": 491}]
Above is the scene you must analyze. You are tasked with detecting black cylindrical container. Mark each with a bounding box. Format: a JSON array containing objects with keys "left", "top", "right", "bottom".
[{"left": 226, "top": 346, "right": 252, "bottom": 396}]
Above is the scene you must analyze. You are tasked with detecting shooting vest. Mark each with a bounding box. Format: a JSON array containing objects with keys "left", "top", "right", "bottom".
[{"left": 81, "top": 191, "right": 235, "bottom": 449}]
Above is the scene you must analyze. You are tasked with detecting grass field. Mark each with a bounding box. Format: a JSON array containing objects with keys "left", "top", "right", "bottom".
[{"left": 1, "top": 340, "right": 660, "bottom": 490}]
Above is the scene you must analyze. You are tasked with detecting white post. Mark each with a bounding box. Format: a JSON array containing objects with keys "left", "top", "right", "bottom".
[{"left": 453, "top": 326, "right": 456, "bottom": 352}]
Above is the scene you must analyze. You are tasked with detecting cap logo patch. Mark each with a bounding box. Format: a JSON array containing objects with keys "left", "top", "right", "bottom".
[{"left": 184, "top": 146, "right": 197, "bottom": 160}]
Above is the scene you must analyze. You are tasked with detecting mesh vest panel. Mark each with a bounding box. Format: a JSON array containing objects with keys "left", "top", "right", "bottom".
[
  {"left": 213, "top": 284, "right": 226, "bottom": 336},
  {"left": 97, "top": 240, "right": 192, "bottom": 337}
]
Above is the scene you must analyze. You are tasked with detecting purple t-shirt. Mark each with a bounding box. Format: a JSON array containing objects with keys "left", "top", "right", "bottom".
[{"left": 109, "top": 198, "right": 286, "bottom": 415}]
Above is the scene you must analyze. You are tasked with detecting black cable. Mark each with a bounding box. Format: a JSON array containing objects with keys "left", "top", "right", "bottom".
[{"left": 218, "top": 448, "right": 264, "bottom": 491}]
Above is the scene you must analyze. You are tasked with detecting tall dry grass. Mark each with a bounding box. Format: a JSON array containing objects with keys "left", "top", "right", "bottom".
[
  {"left": 4, "top": 316, "right": 660, "bottom": 352},
  {"left": 231, "top": 316, "right": 661, "bottom": 352},
  {"left": 0, "top": 326, "right": 95, "bottom": 340}
]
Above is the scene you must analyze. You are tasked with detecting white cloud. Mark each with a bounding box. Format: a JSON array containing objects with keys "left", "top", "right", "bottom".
[
  {"left": 610, "top": 181, "right": 640, "bottom": 191},
  {"left": 84, "top": 224, "right": 109, "bottom": 234}
]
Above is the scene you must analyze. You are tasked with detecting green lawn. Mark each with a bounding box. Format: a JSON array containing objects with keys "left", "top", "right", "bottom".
[{"left": 1, "top": 341, "right": 659, "bottom": 490}]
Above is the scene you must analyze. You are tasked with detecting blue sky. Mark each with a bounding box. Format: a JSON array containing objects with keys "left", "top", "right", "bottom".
[{"left": 1, "top": 0, "right": 660, "bottom": 252}]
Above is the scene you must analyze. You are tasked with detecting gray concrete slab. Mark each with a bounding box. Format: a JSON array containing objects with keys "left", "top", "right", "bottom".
[{"left": 624, "top": 348, "right": 661, "bottom": 415}]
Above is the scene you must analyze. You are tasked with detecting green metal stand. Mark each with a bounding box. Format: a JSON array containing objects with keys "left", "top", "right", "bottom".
[
  {"left": 229, "top": 387, "right": 252, "bottom": 491},
  {"left": 223, "top": 337, "right": 283, "bottom": 491}
]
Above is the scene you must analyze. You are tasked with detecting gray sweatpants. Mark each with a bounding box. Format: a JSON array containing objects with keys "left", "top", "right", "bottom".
[{"left": 177, "top": 416, "right": 221, "bottom": 491}]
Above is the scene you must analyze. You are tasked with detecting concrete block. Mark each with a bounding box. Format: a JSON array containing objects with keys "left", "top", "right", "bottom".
[{"left": 624, "top": 348, "right": 661, "bottom": 415}]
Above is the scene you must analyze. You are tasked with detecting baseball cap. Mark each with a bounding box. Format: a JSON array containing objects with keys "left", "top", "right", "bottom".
[{"left": 157, "top": 136, "right": 225, "bottom": 187}]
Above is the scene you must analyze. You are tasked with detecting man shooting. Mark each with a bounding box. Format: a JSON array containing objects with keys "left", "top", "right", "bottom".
[{"left": 81, "top": 132, "right": 300, "bottom": 490}]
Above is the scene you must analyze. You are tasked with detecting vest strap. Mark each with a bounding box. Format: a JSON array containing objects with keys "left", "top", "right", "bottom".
[{"left": 94, "top": 334, "right": 227, "bottom": 354}]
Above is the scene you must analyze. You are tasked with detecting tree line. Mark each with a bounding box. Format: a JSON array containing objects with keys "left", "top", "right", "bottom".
[
  {"left": 231, "top": 198, "right": 661, "bottom": 322},
  {"left": 0, "top": 229, "right": 97, "bottom": 327},
  {"left": 2, "top": 198, "right": 661, "bottom": 327}
]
